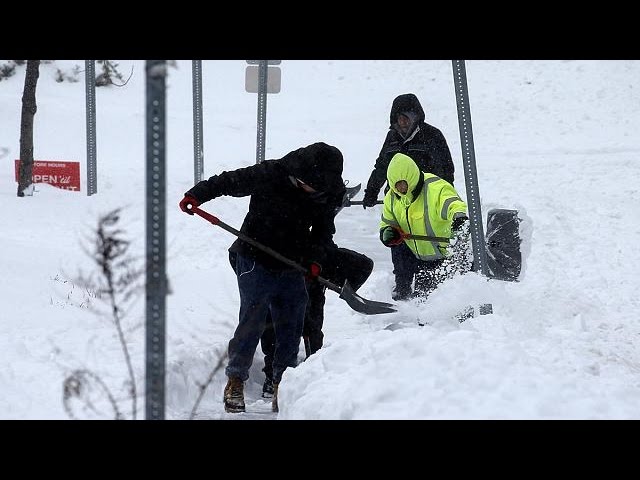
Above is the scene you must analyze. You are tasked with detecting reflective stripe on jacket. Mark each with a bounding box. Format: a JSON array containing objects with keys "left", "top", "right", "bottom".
[{"left": 379, "top": 153, "right": 467, "bottom": 261}]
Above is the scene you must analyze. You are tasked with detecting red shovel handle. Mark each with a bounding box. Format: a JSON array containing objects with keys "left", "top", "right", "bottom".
[
  {"left": 191, "top": 206, "right": 220, "bottom": 225},
  {"left": 189, "top": 206, "right": 397, "bottom": 315}
]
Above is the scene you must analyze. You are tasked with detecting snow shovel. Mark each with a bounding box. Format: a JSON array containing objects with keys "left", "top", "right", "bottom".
[
  {"left": 345, "top": 199, "right": 383, "bottom": 206},
  {"left": 334, "top": 183, "right": 362, "bottom": 215},
  {"left": 191, "top": 207, "right": 397, "bottom": 315},
  {"left": 402, "top": 233, "right": 451, "bottom": 243}
]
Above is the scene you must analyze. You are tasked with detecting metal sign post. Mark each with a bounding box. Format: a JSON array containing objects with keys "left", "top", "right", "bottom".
[
  {"left": 245, "top": 60, "right": 281, "bottom": 164},
  {"left": 452, "top": 60, "right": 492, "bottom": 315},
  {"left": 192, "top": 60, "right": 204, "bottom": 183},
  {"left": 85, "top": 60, "right": 97, "bottom": 196},
  {"left": 256, "top": 60, "right": 267, "bottom": 163},
  {"left": 145, "top": 60, "right": 168, "bottom": 420}
]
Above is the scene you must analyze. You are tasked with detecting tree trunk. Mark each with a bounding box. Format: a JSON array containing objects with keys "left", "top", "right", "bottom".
[{"left": 17, "top": 60, "right": 40, "bottom": 197}]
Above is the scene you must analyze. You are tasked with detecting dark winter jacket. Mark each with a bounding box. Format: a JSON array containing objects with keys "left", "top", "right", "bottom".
[
  {"left": 363, "top": 93, "right": 455, "bottom": 203},
  {"left": 186, "top": 142, "right": 345, "bottom": 270}
]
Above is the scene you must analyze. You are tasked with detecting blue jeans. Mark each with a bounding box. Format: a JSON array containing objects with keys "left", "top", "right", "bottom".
[
  {"left": 225, "top": 253, "right": 308, "bottom": 384},
  {"left": 261, "top": 247, "right": 374, "bottom": 368}
]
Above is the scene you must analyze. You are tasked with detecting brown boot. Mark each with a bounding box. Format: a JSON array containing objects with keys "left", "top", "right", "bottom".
[
  {"left": 223, "top": 376, "right": 245, "bottom": 413},
  {"left": 272, "top": 383, "right": 279, "bottom": 413}
]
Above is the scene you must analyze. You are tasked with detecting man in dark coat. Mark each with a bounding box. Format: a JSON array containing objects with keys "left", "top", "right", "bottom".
[
  {"left": 255, "top": 197, "right": 374, "bottom": 399},
  {"left": 179, "top": 142, "right": 345, "bottom": 414},
  {"left": 362, "top": 93, "right": 456, "bottom": 301}
]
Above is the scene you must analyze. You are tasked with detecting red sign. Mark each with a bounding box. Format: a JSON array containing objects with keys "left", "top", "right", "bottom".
[{"left": 15, "top": 160, "right": 81, "bottom": 192}]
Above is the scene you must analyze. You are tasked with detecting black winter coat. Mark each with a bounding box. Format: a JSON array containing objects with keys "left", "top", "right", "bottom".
[
  {"left": 364, "top": 93, "right": 455, "bottom": 202},
  {"left": 186, "top": 143, "right": 344, "bottom": 270}
]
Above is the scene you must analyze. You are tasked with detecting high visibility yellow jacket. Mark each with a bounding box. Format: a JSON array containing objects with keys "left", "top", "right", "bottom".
[{"left": 379, "top": 153, "right": 467, "bottom": 261}]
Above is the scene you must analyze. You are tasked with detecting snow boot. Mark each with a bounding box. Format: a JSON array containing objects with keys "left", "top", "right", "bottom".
[
  {"left": 272, "top": 383, "right": 279, "bottom": 413},
  {"left": 392, "top": 285, "right": 412, "bottom": 301},
  {"left": 262, "top": 375, "right": 274, "bottom": 399},
  {"left": 223, "top": 376, "right": 245, "bottom": 413}
]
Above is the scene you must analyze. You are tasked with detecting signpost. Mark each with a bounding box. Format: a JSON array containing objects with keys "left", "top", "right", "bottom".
[
  {"left": 245, "top": 60, "right": 281, "bottom": 163},
  {"left": 85, "top": 60, "right": 97, "bottom": 196},
  {"left": 192, "top": 60, "right": 204, "bottom": 183},
  {"left": 145, "top": 60, "right": 168, "bottom": 420},
  {"left": 452, "top": 60, "right": 492, "bottom": 315}
]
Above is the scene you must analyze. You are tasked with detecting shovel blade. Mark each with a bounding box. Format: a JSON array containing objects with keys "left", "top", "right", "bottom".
[{"left": 338, "top": 281, "right": 397, "bottom": 315}]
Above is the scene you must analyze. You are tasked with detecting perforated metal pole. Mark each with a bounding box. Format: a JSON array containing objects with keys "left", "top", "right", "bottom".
[
  {"left": 452, "top": 61, "right": 493, "bottom": 316},
  {"left": 145, "top": 60, "right": 167, "bottom": 420},
  {"left": 452, "top": 60, "right": 489, "bottom": 277},
  {"left": 85, "top": 60, "right": 97, "bottom": 196},
  {"left": 256, "top": 60, "right": 268, "bottom": 163},
  {"left": 192, "top": 60, "right": 204, "bottom": 183}
]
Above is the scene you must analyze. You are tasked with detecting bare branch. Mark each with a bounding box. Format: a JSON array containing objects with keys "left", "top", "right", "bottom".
[
  {"left": 63, "top": 369, "right": 123, "bottom": 420},
  {"left": 92, "top": 209, "right": 140, "bottom": 419},
  {"left": 189, "top": 350, "right": 229, "bottom": 420},
  {"left": 63, "top": 208, "right": 143, "bottom": 419},
  {"left": 95, "top": 60, "right": 130, "bottom": 87},
  {"left": 110, "top": 65, "right": 134, "bottom": 87}
]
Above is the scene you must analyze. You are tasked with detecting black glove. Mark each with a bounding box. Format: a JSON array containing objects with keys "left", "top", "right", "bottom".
[
  {"left": 452, "top": 216, "right": 469, "bottom": 232},
  {"left": 380, "top": 226, "right": 404, "bottom": 247},
  {"left": 362, "top": 189, "right": 378, "bottom": 209}
]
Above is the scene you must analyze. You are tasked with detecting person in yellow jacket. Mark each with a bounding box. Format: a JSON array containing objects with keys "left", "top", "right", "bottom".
[{"left": 379, "top": 152, "right": 470, "bottom": 299}]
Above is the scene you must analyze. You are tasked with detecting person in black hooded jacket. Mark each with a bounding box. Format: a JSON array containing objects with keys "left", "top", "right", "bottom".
[
  {"left": 256, "top": 200, "right": 374, "bottom": 400},
  {"left": 179, "top": 142, "right": 345, "bottom": 414},
  {"left": 362, "top": 93, "right": 456, "bottom": 301},
  {"left": 363, "top": 93, "right": 455, "bottom": 201}
]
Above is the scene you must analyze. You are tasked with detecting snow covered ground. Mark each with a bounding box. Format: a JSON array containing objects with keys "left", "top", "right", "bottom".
[{"left": 1, "top": 60, "right": 639, "bottom": 419}]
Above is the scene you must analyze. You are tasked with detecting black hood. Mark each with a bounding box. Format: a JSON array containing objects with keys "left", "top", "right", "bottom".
[
  {"left": 389, "top": 93, "right": 426, "bottom": 126},
  {"left": 280, "top": 142, "right": 344, "bottom": 193}
]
